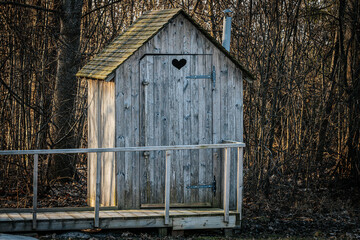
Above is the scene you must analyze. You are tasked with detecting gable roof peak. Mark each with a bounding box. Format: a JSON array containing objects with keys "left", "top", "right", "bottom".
[{"left": 76, "top": 8, "right": 254, "bottom": 81}]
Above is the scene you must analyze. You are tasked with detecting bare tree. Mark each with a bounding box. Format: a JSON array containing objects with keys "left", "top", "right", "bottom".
[{"left": 50, "top": 0, "right": 83, "bottom": 179}]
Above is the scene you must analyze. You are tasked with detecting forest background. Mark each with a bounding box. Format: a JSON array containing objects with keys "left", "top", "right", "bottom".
[{"left": 0, "top": 0, "right": 359, "bottom": 238}]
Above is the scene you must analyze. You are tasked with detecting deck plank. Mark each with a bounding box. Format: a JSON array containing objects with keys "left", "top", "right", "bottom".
[
  {"left": 18, "top": 212, "right": 32, "bottom": 220},
  {"left": 0, "top": 208, "right": 236, "bottom": 232},
  {"left": 173, "top": 215, "right": 236, "bottom": 230},
  {"left": 5, "top": 213, "right": 24, "bottom": 221},
  {"left": 36, "top": 213, "right": 50, "bottom": 220}
]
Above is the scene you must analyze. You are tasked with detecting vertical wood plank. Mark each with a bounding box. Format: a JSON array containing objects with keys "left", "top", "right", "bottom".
[
  {"left": 161, "top": 56, "right": 170, "bottom": 202},
  {"left": 123, "top": 62, "right": 132, "bottom": 208},
  {"left": 32, "top": 154, "right": 38, "bottom": 230},
  {"left": 220, "top": 52, "right": 230, "bottom": 210},
  {"left": 183, "top": 56, "right": 192, "bottom": 204},
  {"left": 154, "top": 55, "right": 165, "bottom": 204},
  {"left": 96, "top": 81, "right": 102, "bottom": 208},
  {"left": 88, "top": 80, "right": 99, "bottom": 207},
  {"left": 139, "top": 58, "right": 147, "bottom": 206},
  {"left": 173, "top": 54, "right": 187, "bottom": 203},
  {"left": 223, "top": 148, "right": 230, "bottom": 223},
  {"left": 131, "top": 54, "right": 141, "bottom": 209},
  {"left": 212, "top": 50, "right": 222, "bottom": 208},
  {"left": 100, "top": 81, "right": 106, "bottom": 205},
  {"left": 146, "top": 56, "right": 155, "bottom": 203},
  {"left": 228, "top": 61, "right": 237, "bottom": 209},
  {"left": 197, "top": 55, "right": 206, "bottom": 203},
  {"left": 233, "top": 68, "right": 244, "bottom": 211},
  {"left": 109, "top": 81, "right": 116, "bottom": 206},
  {"left": 204, "top": 55, "right": 213, "bottom": 204},
  {"left": 94, "top": 152, "right": 101, "bottom": 228},
  {"left": 115, "top": 66, "right": 125, "bottom": 209},
  {"left": 164, "top": 151, "right": 171, "bottom": 225},
  {"left": 190, "top": 55, "right": 199, "bottom": 204},
  {"left": 115, "top": 68, "right": 122, "bottom": 209},
  {"left": 140, "top": 55, "right": 156, "bottom": 206},
  {"left": 183, "top": 16, "right": 191, "bottom": 53},
  {"left": 100, "top": 81, "right": 116, "bottom": 206},
  {"left": 168, "top": 55, "right": 177, "bottom": 203},
  {"left": 235, "top": 69, "right": 244, "bottom": 143},
  {"left": 237, "top": 147, "right": 244, "bottom": 226}
]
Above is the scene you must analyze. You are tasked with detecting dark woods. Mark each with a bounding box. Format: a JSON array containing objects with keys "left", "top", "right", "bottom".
[{"left": 0, "top": 0, "right": 359, "bottom": 208}]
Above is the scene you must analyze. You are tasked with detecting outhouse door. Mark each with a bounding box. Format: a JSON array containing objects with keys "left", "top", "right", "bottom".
[{"left": 139, "top": 54, "right": 215, "bottom": 207}]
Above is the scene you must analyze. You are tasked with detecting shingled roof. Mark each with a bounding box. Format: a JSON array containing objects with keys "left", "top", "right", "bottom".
[{"left": 76, "top": 8, "right": 254, "bottom": 81}]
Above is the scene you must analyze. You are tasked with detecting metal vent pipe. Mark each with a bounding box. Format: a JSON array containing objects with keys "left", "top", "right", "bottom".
[{"left": 222, "top": 9, "right": 232, "bottom": 51}]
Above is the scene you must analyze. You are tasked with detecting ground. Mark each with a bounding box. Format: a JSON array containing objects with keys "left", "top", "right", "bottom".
[
  {"left": 1, "top": 166, "right": 359, "bottom": 239},
  {"left": 3, "top": 182, "right": 358, "bottom": 239}
]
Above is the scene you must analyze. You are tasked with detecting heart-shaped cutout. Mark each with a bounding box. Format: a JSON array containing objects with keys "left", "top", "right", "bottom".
[{"left": 172, "top": 59, "right": 187, "bottom": 70}]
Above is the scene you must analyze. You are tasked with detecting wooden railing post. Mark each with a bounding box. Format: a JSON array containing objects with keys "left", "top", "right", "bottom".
[
  {"left": 32, "top": 154, "right": 38, "bottom": 230},
  {"left": 236, "top": 147, "right": 244, "bottom": 226},
  {"left": 223, "top": 148, "right": 230, "bottom": 223},
  {"left": 94, "top": 152, "right": 101, "bottom": 228},
  {"left": 164, "top": 150, "right": 171, "bottom": 225}
]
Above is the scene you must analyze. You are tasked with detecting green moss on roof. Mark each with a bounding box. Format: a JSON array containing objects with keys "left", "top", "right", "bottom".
[{"left": 76, "top": 8, "right": 254, "bottom": 81}]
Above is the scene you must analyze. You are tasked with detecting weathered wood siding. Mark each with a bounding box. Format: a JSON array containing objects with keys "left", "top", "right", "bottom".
[
  {"left": 112, "top": 14, "right": 243, "bottom": 209},
  {"left": 138, "top": 54, "right": 213, "bottom": 206},
  {"left": 88, "top": 80, "right": 116, "bottom": 207}
]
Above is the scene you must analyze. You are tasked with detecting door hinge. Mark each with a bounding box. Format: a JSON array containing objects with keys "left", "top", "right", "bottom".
[
  {"left": 186, "top": 176, "right": 216, "bottom": 196},
  {"left": 186, "top": 75, "right": 211, "bottom": 79},
  {"left": 185, "top": 66, "right": 216, "bottom": 91}
]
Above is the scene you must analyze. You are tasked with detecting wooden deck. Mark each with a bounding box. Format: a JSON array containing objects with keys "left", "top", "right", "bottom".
[{"left": 0, "top": 208, "right": 237, "bottom": 232}]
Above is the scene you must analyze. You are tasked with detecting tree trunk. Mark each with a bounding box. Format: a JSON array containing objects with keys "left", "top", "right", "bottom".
[
  {"left": 346, "top": 0, "right": 360, "bottom": 183},
  {"left": 50, "top": 0, "right": 83, "bottom": 180}
]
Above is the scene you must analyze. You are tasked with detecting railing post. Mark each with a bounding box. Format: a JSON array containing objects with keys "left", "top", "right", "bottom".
[
  {"left": 223, "top": 148, "right": 230, "bottom": 223},
  {"left": 94, "top": 152, "right": 101, "bottom": 228},
  {"left": 164, "top": 150, "right": 171, "bottom": 225},
  {"left": 32, "top": 154, "right": 38, "bottom": 230},
  {"left": 236, "top": 147, "right": 244, "bottom": 226}
]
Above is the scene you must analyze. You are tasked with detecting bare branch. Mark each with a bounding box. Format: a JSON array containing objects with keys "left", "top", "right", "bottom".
[
  {"left": 82, "top": 0, "right": 122, "bottom": 18},
  {"left": 0, "top": 1, "right": 58, "bottom": 13}
]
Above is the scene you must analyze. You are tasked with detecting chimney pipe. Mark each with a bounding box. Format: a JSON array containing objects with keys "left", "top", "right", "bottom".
[{"left": 222, "top": 9, "right": 232, "bottom": 51}]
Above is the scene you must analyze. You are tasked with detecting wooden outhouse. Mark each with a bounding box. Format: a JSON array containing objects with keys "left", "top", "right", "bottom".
[{"left": 77, "top": 9, "right": 253, "bottom": 210}]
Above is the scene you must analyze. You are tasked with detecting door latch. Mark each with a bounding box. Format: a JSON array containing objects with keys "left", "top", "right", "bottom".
[{"left": 143, "top": 151, "right": 150, "bottom": 159}]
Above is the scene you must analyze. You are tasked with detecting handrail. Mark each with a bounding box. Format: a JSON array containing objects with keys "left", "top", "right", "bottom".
[
  {"left": 0, "top": 143, "right": 245, "bottom": 155},
  {"left": 0, "top": 142, "right": 245, "bottom": 229}
]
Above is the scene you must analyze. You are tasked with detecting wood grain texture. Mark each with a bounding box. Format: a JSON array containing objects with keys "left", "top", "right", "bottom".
[
  {"left": 88, "top": 80, "right": 116, "bottom": 207},
  {"left": 164, "top": 151, "right": 171, "bottom": 224},
  {"left": 140, "top": 54, "right": 213, "bottom": 206},
  {"left": 100, "top": 81, "right": 116, "bottom": 206},
  {"left": 172, "top": 215, "right": 236, "bottom": 230},
  {"left": 83, "top": 12, "right": 245, "bottom": 210},
  {"left": 94, "top": 152, "right": 101, "bottom": 228},
  {"left": 223, "top": 148, "right": 230, "bottom": 223},
  {"left": 88, "top": 80, "right": 98, "bottom": 207}
]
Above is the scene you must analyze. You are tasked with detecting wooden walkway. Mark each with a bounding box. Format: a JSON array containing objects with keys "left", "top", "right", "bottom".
[{"left": 0, "top": 208, "right": 236, "bottom": 232}]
